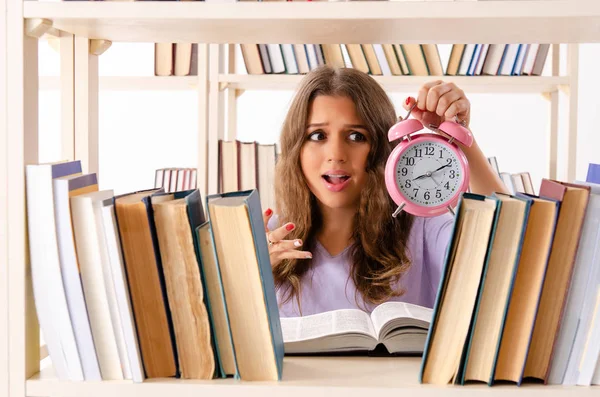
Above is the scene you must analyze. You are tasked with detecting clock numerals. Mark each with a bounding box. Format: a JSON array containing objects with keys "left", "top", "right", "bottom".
[
  {"left": 426, "top": 146, "right": 434, "bottom": 156},
  {"left": 405, "top": 157, "right": 415, "bottom": 166},
  {"left": 444, "top": 181, "right": 450, "bottom": 190},
  {"left": 424, "top": 191, "right": 430, "bottom": 201},
  {"left": 412, "top": 188, "right": 419, "bottom": 198},
  {"left": 449, "top": 170, "right": 456, "bottom": 179},
  {"left": 439, "top": 149, "right": 444, "bottom": 159},
  {"left": 436, "top": 189, "right": 442, "bottom": 199},
  {"left": 405, "top": 179, "right": 412, "bottom": 189},
  {"left": 415, "top": 148, "right": 422, "bottom": 158},
  {"left": 401, "top": 167, "right": 408, "bottom": 177},
  {"left": 446, "top": 157, "right": 452, "bottom": 165}
]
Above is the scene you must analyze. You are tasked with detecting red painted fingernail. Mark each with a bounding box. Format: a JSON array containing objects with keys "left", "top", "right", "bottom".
[
  {"left": 286, "top": 223, "right": 295, "bottom": 231},
  {"left": 405, "top": 97, "right": 411, "bottom": 105},
  {"left": 265, "top": 208, "right": 272, "bottom": 216}
]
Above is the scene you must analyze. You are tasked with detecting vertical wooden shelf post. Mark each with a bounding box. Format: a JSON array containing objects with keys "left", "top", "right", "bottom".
[
  {"left": 566, "top": 43, "right": 579, "bottom": 182},
  {"left": 547, "top": 43, "right": 560, "bottom": 181},
  {"left": 74, "top": 36, "right": 100, "bottom": 179},
  {"left": 61, "top": 33, "right": 75, "bottom": 162},
  {"left": 0, "top": 0, "right": 9, "bottom": 392},
  {"left": 208, "top": 43, "right": 225, "bottom": 195},
  {"left": 7, "top": 1, "right": 41, "bottom": 395},
  {"left": 197, "top": 43, "right": 210, "bottom": 199}
]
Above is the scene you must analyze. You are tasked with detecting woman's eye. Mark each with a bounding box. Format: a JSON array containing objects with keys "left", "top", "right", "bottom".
[
  {"left": 349, "top": 132, "right": 367, "bottom": 142},
  {"left": 308, "top": 131, "right": 326, "bottom": 141}
]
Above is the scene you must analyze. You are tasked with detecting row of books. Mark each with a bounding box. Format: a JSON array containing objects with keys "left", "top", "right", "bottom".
[
  {"left": 239, "top": 43, "right": 550, "bottom": 77},
  {"left": 154, "top": 167, "right": 198, "bottom": 192},
  {"left": 154, "top": 42, "right": 550, "bottom": 77},
  {"left": 420, "top": 176, "right": 600, "bottom": 386},
  {"left": 218, "top": 139, "right": 278, "bottom": 211},
  {"left": 25, "top": 160, "right": 284, "bottom": 381},
  {"left": 487, "top": 156, "right": 536, "bottom": 196},
  {"left": 154, "top": 43, "right": 198, "bottom": 77}
]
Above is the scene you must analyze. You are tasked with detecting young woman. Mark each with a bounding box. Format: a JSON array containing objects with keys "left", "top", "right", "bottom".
[{"left": 263, "top": 66, "right": 507, "bottom": 317}]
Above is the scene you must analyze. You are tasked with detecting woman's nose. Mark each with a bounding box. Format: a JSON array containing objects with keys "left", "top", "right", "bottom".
[{"left": 326, "top": 138, "right": 347, "bottom": 163}]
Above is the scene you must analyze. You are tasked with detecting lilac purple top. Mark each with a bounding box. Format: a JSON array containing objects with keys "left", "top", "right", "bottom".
[{"left": 268, "top": 213, "right": 455, "bottom": 318}]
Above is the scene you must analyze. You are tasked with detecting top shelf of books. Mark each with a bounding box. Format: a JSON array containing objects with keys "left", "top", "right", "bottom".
[{"left": 24, "top": 0, "right": 600, "bottom": 45}]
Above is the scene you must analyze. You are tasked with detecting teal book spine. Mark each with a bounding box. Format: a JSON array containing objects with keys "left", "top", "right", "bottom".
[
  {"left": 455, "top": 194, "right": 500, "bottom": 385},
  {"left": 206, "top": 189, "right": 284, "bottom": 380},
  {"left": 195, "top": 222, "right": 235, "bottom": 379},
  {"left": 244, "top": 189, "right": 285, "bottom": 380},
  {"left": 182, "top": 189, "right": 224, "bottom": 379},
  {"left": 419, "top": 193, "right": 467, "bottom": 383},
  {"left": 515, "top": 192, "right": 561, "bottom": 385},
  {"left": 487, "top": 194, "right": 532, "bottom": 386}
]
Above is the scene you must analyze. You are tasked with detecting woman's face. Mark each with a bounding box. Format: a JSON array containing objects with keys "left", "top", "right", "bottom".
[{"left": 300, "top": 95, "right": 371, "bottom": 211}]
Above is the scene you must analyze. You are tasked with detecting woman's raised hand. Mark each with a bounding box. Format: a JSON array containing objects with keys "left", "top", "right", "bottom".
[{"left": 263, "top": 208, "right": 312, "bottom": 268}]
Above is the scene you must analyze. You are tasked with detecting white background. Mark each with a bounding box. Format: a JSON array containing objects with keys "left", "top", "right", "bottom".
[{"left": 37, "top": 42, "right": 600, "bottom": 196}]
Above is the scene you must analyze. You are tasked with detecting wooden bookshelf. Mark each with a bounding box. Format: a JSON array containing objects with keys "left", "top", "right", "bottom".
[
  {"left": 218, "top": 74, "right": 571, "bottom": 94},
  {"left": 1, "top": 1, "right": 596, "bottom": 396},
  {"left": 26, "top": 356, "right": 598, "bottom": 397},
  {"left": 23, "top": 1, "right": 600, "bottom": 44}
]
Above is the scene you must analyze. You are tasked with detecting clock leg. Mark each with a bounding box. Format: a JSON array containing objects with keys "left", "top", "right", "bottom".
[{"left": 392, "top": 203, "right": 405, "bottom": 218}]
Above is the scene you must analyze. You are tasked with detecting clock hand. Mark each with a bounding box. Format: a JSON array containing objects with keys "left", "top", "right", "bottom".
[
  {"left": 413, "top": 163, "right": 451, "bottom": 181},
  {"left": 432, "top": 163, "right": 451, "bottom": 173}
]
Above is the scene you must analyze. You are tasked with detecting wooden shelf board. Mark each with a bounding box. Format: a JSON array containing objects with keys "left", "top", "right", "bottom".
[
  {"left": 24, "top": 1, "right": 600, "bottom": 44},
  {"left": 25, "top": 356, "right": 599, "bottom": 397},
  {"left": 219, "top": 74, "right": 571, "bottom": 94},
  {"left": 38, "top": 75, "right": 570, "bottom": 93},
  {"left": 39, "top": 76, "right": 199, "bottom": 91}
]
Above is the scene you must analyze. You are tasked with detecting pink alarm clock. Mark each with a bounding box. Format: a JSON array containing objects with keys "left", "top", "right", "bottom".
[{"left": 384, "top": 105, "right": 473, "bottom": 218}]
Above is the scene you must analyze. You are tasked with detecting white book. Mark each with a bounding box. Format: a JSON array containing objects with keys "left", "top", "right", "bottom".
[
  {"left": 340, "top": 44, "right": 353, "bottom": 68},
  {"left": 100, "top": 201, "right": 145, "bottom": 383},
  {"left": 547, "top": 184, "right": 600, "bottom": 384},
  {"left": 474, "top": 44, "right": 490, "bottom": 75},
  {"left": 457, "top": 44, "right": 476, "bottom": 76},
  {"left": 281, "top": 302, "right": 431, "bottom": 355},
  {"left": 25, "top": 161, "right": 85, "bottom": 381},
  {"left": 498, "top": 44, "right": 520, "bottom": 76},
  {"left": 500, "top": 172, "right": 516, "bottom": 195},
  {"left": 482, "top": 44, "right": 506, "bottom": 75},
  {"left": 93, "top": 196, "right": 131, "bottom": 381},
  {"left": 563, "top": 181, "right": 600, "bottom": 385},
  {"left": 71, "top": 190, "right": 124, "bottom": 380},
  {"left": 522, "top": 43, "right": 540, "bottom": 75},
  {"left": 280, "top": 44, "right": 299, "bottom": 74},
  {"left": 305, "top": 44, "right": 319, "bottom": 70},
  {"left": 53, "top": 174, "right": 102, "bottom": 381},
  {"left": 578, "top": 288, "right": 600, "bottom": 385},
  {"left": 373, "top": 44, "right": 392, "bottom": 76},
  {"left": 266, "top": 44, "right": 286, "bottom": 74}
]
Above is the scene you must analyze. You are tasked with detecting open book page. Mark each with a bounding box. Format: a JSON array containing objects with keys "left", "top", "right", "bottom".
[
  {"left": 370, "top": 302, "right": 432, "bottom": 341},
  {"left": 280, "top": 309, "right": 377, "bottom": 343}
]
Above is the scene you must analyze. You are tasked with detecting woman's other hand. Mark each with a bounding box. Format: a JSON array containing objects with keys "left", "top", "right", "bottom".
[{"left": 263, "top": 208, "right": 312, "bottom": 268}]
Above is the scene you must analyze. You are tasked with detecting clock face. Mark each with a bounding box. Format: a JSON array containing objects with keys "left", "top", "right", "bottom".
[{"left": 395, "top": 140, "right": 464, "bottom": 207}]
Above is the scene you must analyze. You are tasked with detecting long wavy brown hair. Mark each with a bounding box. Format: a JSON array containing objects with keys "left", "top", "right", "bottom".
[{"left": 274, "top": 66, "right": 415, "bottom": 311}]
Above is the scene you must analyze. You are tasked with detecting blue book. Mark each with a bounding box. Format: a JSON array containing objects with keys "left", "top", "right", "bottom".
[
  {"left": 586, "top": 163, "right": 600, "bottom": 184},
  {"left": 419, "top": 193, "right": 499, "bottom": 385},
  {"left": 205, "top": 189, "right": 284, "bottom": 381}
]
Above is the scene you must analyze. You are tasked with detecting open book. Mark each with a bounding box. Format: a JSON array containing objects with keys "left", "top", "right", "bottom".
[{"left": 280, "top": 302, "right": 432, "bottom": 355}]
